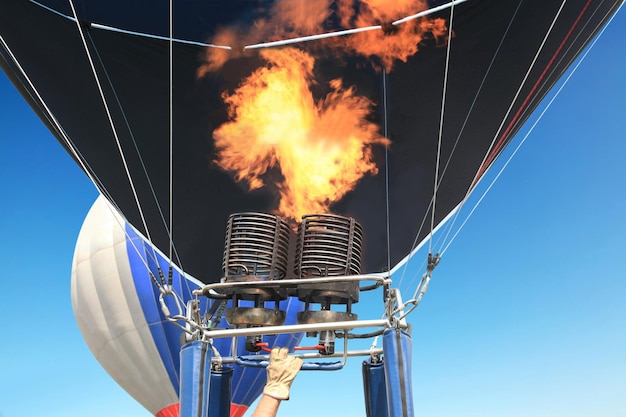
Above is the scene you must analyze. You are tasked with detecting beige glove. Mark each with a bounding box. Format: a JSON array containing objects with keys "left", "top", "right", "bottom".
[{"left": 263, "top": 347, "right": 303, "bottom": 400}]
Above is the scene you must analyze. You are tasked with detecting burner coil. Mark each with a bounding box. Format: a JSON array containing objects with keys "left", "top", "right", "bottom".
[{"left": 222, "top": 212, "right": 291, "bottom": 282}]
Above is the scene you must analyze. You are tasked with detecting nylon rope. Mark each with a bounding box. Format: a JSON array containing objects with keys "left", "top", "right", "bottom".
[
  {"left": 409, "top": 0, "right": 526, "bottom": 285},
  {"left": 428, "top": 0, "right": 455, "bottom": 255},
  {"left": 433, "top": 0, "right": 593, "bottom": 259},
  {"left": 29, "top": 0, "right": 231, "bottom": 49},
  {"left": 433, "top": 0, "right": 603, "bottom": 259},
  {"left": 1, "top": 34, "right": 172, "bottom": 289},
  {"left": 5, "top": 40, "right": 178, "bottom": 296},
  {"left": 20, "top": 0, "right": 620, "bottom": 320},
  {"left": 81, "top": 30, "right": 165, "bottom": 276},
  {"left": 30, "top": 0, "right": 471, "bottom": 53},
  {"left": 243, "top": 0, "right": 470, "bottom": 50},
  {"left": 68, "top": 1, "right": 181, "bottom": 295},
  {"left": 0, "top": 32, "right": 151, "bottom": 265},
  {"left": 90, "top": 23, "right": 232, "bottom": 49},
  {"left": 465, "top": 0, "right": 568, "bottom": 197},
  {"left": 437, "top": 0, "right": 623, "bottom": 258},
  {"left": 402, "top": 0, "right": 566, "bottom": 291},
  {"left": 85, "top": 7, "right": 190, "bottom": 296},
  {"left": 403, "top": 0, "right": 621, "bottom": 294},
  {"left": 67, "top": 0, "right": 157, "bottom": 247},
  {"left": 398, "top": 0, "right": 543, "bottom": 291},
  {"left": 397, "top": 1, "right": 457, "bottom": 289},
  {"left": 86, "top": 34, "right": 184, "bottom": 270},
  {"left": 435, "top": 1, "right": 524, "bottom": 210},
  {"left": 475, "top": 0, "right": 595, "bottom": 183},
  {"left": 492, "top": 0, "right": 613, "bottom": 140},
  {"left": 167, "top": 0, "right": 193, "bottom": 301},
  {"left": 169, "top": 0, "right": 174, "bottom": 267},
  {"left": 383, "top": 70, "right": 391, "bottom": 276},
  {"left": 0, "top": 35, "right": 113, "bottom": 205}
]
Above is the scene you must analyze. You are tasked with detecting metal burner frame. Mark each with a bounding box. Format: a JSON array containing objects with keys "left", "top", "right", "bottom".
[{"left": 192, "top": 274, "right": 409, "bottom": 370}]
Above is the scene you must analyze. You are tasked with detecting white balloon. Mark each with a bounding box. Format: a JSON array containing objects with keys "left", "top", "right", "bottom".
[{"left": 71, "top": 196, "right": 178, "bottom": 415}]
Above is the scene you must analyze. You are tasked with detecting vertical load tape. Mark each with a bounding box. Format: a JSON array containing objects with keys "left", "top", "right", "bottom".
[
  {"left": 179, "top": 341, "right": 211, "bottom": 417},
  {"left": 209, "top": 366, "right": 233, "bottom": 417},
  {"left": 362, "top": 358, "right": 389, "bottom": 417},
  {"left": 382, "top": 328, "right": 414, "bottom": 417}
]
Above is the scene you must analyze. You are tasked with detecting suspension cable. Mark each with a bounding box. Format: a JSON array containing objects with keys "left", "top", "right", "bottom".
[
  {"left": 438, "top": 10, "right": 621, "bottom": 257},
  {"left": 467, "top": 0, "right": 567, "bottom": 192},
  {"left": 1, "top": 32, "right": 172, "bottom": 284},
  {"left": 399, "top": 0, "right": 589, "bottom": 296},
  {"left": 399, "top": 0, "right": 566, "bottom": 291},
  {"left": 85, "top": 29, "right": 168, "bottom": 280},
  {"left": 0, "top": 35, "right": 113, "bottom": 205},
  {"left": 66, "top": 0, "right": 193, "bottom": 301},
  {"left": 436, "top": 1, "right": 524, "bottom": 200},
  {"left": 66, "top": 0, "right": 185, "bottom": 296},
  {"left": 436, "top": 0, "right": 605, "bottom": 257},
  {"left": 67, "top": 0, "right": 156, "bottom": 247},
  {"left": 168, "top": 0, "right": 174, "bottom": 285},
  {"left": 434, "top": 1, "right": 566, "bottom": 265},
  {"left": 86, "top": 34, "right": 184, "bottom": 269},
  {"left": 429, "top": 0, "right": 456, "bottom": 255},
  {"left": 1, "top": 33, "right": 175, "bottom": 292},
  {"left": 397, "top": 2, "right": 456, "bottom": 289},
  {"left": 434, "top": 0, "right": 604, "bottom": 258},
  {"left": 396, "top": 3, "right": 524, "bottom": 290},
  {"left": 166, "top": 0, "right": 193, "bottom": 298},
  {"left": 383, "top": 70, "right": 391, "bottom": 276},
  {"left": 243, "top": 0, "right": 471, "bottom": 50}
]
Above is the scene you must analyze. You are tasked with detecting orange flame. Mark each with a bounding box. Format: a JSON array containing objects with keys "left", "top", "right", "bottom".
[
  {"left": 334, "top": 0, "right": 448, "bottom": 71},
  {"left": 198, "top": 0, "right": 333, "bottom": 75},
  {"left": 199, "top": 0, "right": 448, "bottom": 74},
  {"left": 213, "top": 48, "right": 389, "bottom": 221},
  {"left": 205, "top": 1, "right": 448, "bottom": 220}
]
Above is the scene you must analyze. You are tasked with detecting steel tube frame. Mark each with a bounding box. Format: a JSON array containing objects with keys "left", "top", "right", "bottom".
[
  {"left": 215, "top": 348, "right": 384, "bottom": 364},
  {"left": 195, "top": 274, "right": 390, "bottom": 297},
  {"left": 201, "top": 318, "right": 396, "bottom": 339}
]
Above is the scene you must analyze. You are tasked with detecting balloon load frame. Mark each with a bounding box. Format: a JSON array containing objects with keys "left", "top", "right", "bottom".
[{"left": 5, "top": 0, "right": 621, "bottom": 414}]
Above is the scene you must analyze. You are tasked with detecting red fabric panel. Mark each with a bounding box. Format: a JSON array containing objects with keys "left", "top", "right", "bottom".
[
  {"left": 156, "top": 401, "right": 248, "bottom": 417},
  {"left": 156, "top": 402, "right": 179, "bottom": 417},
  {"left": 230, "top": 403, "right": 249, "bottom": 417}
]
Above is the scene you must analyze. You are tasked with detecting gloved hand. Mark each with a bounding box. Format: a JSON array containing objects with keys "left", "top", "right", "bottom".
[{"left": 263, "top": 347, "right": 303, "bottom": 400}]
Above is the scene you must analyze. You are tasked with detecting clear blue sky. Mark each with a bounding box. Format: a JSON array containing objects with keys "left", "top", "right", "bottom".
[{"left": 1, "top": 8, "right": 625, "bottom": 417}]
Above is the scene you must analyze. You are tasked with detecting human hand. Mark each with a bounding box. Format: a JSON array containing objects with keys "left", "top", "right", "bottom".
[{"left": 263, "top": 347, "right": 303, "bottom": 400}]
